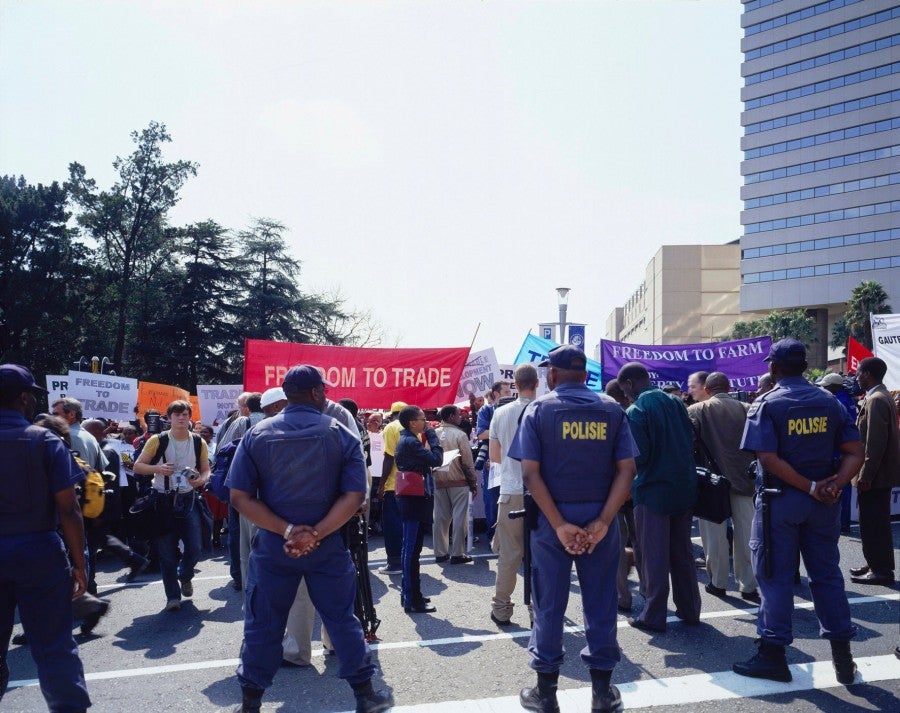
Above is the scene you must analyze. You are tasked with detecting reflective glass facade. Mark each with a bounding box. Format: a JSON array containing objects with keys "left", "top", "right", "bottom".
[{"left": 740, "top": 0, "right": 900, "bottom": 333}]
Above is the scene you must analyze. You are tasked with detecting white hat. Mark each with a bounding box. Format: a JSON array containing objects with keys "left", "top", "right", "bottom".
[
  {"left": 817, "top": 373, "right": 844, "bottom": 387},
  {"left": 260, "top": 387, "right": 286, "bottom": 409}
]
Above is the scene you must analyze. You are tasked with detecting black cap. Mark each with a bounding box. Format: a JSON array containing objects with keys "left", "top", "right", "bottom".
[{"left": 539, "top": 345, "right": 587, "bottom": 371}]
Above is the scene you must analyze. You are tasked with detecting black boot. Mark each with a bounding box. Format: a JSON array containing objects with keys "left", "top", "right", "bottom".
[
  {"left": 519, "top": 671, "right": 560, "bottom": 713},
  {"left": 733, "top": 639, "right": 791, "bottom": 682},
  {"left": 238, "top": 685, "right": 262, "bottom": 713},
  {"left": 590, "top": 669, "right": 622, "bottom": 712},
  {"left": 1, "top": 654, "right": 8, "bottom": 701},
  {"left": 830, "top": 640, "right": 857, "bottom": 685},
  {"left": 351, "top": 679, "right": 394, "bottom": 713}
]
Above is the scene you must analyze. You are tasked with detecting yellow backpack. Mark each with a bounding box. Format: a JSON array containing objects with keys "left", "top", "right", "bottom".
[{"left": 73, "top": 453, "right": 108, "bottom": 519}]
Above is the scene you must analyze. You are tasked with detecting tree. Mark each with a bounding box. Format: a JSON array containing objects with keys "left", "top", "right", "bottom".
[
  {"left": 831, "top": 280, "right": 892, "bottom": 351},
  {"left": 231, "top": 218, "right": 352, "bottom": 347},
  {"left": 730, "top": 309, "right": 818, "bottom": 346},
  {"left": 128, "top": 221, "right": 244, "bottom": 389},
  {"left": 66, "top": 122, "right": 198, "bottom": 372},
  {"left": 0, "top": 175, "right": 93, "bottom": 378}
]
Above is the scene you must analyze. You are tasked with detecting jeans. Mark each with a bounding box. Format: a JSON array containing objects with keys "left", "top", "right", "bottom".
[
  {"left": 156, "top": 498, "right": 203, "bottom": 601},
  {"left": 228, "top": 504, "right": 242, "bottom": 584},
  {"left": 381, "top": 491, "right": 402, "bottom": 568},
  {"left": 400, "top": 520, "right": 426, "bottom": 608},
  {"left": 481, "top": 469, "right": 499, "bottom": 534}
]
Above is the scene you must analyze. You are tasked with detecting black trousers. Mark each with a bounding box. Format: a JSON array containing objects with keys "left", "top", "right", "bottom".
[{"left": 857, "top": 486, "right": 895, "bottom": 575}]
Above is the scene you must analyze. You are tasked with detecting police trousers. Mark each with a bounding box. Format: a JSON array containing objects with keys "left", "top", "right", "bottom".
[
  {"left": 750, "top": 487, "right": 856, "bottom": 646},
  {"left": 237, "top": 529, "right": 373, "bottom": 690},
  {"left": 0, "top": 531, "right": 90, "bottom": 712},
  {"left": 529, "top": 502, "right": 620, "bottom": 673}
]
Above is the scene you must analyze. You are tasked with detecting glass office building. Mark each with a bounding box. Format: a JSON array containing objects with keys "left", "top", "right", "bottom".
[{"left": 739, "top": 0, "right": 900, "bottom": 363}]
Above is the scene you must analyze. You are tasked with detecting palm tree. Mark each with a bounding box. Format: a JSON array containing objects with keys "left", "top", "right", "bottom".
[{"left": 838, "top": 280, "right": 892, "bottom": 351}]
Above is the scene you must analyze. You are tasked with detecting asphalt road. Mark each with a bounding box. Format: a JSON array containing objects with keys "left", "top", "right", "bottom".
[{"left": 4, "top": 522, "right": 899, "bottom": 713}]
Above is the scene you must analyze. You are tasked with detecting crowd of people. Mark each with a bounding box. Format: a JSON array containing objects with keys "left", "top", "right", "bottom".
[{"left": 1, "top": 341, "right": 898, "bottom": 712}]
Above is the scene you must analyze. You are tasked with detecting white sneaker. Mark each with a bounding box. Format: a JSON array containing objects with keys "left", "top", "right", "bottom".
[
  {"left": 165, "top": 598, "right": 182, "bottom": 612},
  {"left": 377, "top": 565, "right": 402, "bottom": 575}
]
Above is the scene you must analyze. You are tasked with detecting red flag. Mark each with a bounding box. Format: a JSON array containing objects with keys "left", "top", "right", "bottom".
[
  {"left": 243, "top": 339, "right": 471, "bottom": 409},
  {"left": 846, "top": 336, "right": 873, "bottom": 375}
]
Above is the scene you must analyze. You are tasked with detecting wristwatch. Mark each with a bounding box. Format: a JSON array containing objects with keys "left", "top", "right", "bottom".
[{"left": 283, "top": 523, "right": 294, "bottom": 540}]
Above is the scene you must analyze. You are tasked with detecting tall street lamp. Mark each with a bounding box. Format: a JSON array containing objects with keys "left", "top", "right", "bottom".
[{"left": 556, "top": 287, "right": 570, "bottom": 344}]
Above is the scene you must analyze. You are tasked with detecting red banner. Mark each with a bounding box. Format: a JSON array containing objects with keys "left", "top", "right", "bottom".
[
  {"left": 243, "top": 339, "right": 471, "bottom": 409},
  {"left": 846, "top": 336, "right": 873, "bottom": 375}
]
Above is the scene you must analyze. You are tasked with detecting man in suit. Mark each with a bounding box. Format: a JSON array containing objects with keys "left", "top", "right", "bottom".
[{"left": 849, "top": 357, "right": 900, "bottom": 586}]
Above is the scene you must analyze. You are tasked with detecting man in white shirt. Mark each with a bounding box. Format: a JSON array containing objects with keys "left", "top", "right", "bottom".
[{"left": 488, "top": 364, "right": 538, "bottom": 626}]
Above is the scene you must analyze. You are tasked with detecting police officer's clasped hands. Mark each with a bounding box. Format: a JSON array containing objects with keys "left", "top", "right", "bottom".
[{"left": 284, "top": 525, "right": 319, "bottom": 557}]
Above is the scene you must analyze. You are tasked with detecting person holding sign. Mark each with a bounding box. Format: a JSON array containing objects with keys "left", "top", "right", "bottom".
[{"left": 432, "top": 405, "right": 478, "bottom": 565}]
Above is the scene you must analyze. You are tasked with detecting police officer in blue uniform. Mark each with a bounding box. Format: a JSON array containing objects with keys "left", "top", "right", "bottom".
[
  {"left": 226, "top": 365, "right": 393, "bottom": 713},
  {"left": 509, "top": 346, "right": 638, "bottom": 713},
  {"left": 0, "top": 364, "right": 91, "bottom": 712},
  {"left": 735, "top": 339, "right": 864, "bottom": 685}
]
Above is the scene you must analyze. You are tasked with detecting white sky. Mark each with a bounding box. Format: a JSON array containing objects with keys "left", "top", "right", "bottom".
[{"left": 1, "top": 0, "right": 743, "bottom": 361}]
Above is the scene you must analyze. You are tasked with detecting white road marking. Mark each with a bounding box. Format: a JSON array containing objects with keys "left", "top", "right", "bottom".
[
  {"left": 8, "top": 593, "right": 896, "bottom": 691},
  {"left": 328, "top": 655, "right": 900, "bottom": 712}
]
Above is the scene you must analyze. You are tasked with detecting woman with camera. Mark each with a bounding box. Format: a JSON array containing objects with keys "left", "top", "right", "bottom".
[
  {"left": 132, "top": 400, "right": 210, "bottom": 612},
  {"left": 393, "top": 405, "right": 443, "bottom": 614}
]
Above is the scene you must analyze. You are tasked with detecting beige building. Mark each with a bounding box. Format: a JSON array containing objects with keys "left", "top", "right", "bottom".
[{"left": 602, "top": 243, "right": 743, "bottom": 348}]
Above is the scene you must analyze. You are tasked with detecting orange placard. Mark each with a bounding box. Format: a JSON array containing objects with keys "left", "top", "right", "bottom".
[{"left": 136, "top": 381, "right": 191, "bottom": 424}]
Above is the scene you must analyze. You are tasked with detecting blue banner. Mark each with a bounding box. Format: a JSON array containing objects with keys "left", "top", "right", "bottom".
[
  {"left": 568, "top": 325, "right": 585, "bottom": 350},
  {"left": 514, "top": 333, "right": 603, "bottom": 392}
]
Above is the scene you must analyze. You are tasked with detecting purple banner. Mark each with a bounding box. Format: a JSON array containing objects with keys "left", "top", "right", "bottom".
[{"left": 600, "top": 336, "right": 773, "bottom": 392}]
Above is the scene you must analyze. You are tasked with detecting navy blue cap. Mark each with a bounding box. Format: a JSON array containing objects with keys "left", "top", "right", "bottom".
[
  {"left": 764, "top": 338, "right": 807, "bottom": 364},
  {"left": 0, "top": 364, "right": 48, "bottom": 394},
  {"left": 539, "top": 345, "right": 587, "bottom": 371},
  {"left": 281, "top": 365, "right": 331, "bottom": 392}
]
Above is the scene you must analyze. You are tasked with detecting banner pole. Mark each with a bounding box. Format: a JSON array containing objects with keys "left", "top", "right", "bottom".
[{"left": 468, "top": 323, "right": 481, "bottom": 351}]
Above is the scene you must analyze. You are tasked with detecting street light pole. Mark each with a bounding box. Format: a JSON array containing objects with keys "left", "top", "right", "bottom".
[{"left": 556, "top": 287, "right": 570, "bottom": 344}]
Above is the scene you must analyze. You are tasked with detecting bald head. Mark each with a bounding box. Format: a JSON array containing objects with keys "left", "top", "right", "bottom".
[
  {"left": 617, "top": 362, "right": 651, "bottom": 402},
  {"left": 757, "top": 373, "right": 774, "bottom": 395},
  {"left": 704, "top": 372, "right": 730, "bottom": 395},
  {"left": 605, "top": 378, "right": 630, "bottom": 409},
  {"left": 82, "top": 419, "right": 107, "bottom": 441}
]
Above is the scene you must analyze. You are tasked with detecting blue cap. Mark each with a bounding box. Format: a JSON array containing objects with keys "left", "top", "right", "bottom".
[
  {"left": 281, "top": 365, "right": 330, "bottom": 392},
  {"left": 764, "top": 338, "right": 807, "bottom": 364},
  {"left": 539, "top": 345, "right": 587, "bottom": 371},
  {"left": 0, "top": 363, "right": 48, "bottom": 395}
]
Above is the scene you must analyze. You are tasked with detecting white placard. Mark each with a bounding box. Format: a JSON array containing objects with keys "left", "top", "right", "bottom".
[
  {"left": 870, "top": 313, "right": 900, "bottom": 390},
  {"left": 196, "top": 384, "right": 244, "bottom": 426},
  {"left": 45, "top": 371, "right": 138, "bottom": 421}
]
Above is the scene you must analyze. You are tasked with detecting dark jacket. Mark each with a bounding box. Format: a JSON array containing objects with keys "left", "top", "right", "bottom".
[
  {"left": 853, "top": 384, "right": 900, "bottom": 489},
  {"left": 394, "top": 427, "right": 443, "bottom": 522}
]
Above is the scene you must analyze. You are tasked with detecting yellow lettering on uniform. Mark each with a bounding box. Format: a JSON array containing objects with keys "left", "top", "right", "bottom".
[
  {"left": 787, "top": 416, "right": 828, "bottom": 436},
  {"left": 560, "top": 420, "right": 608, "bottom": 440}
]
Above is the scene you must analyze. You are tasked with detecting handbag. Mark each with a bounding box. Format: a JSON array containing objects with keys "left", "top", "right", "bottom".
[
  {"left": 694, "top": 466, "right": 732, "bottom": 523},
  {"left": 395, "top": 470, "right": 425, "bottom": 497},
  {"left": 128, "top": 487, "right": 175, "bottom": 538},
  {"left": 691, "top": 424, "right": 733, "bottom": 523}
]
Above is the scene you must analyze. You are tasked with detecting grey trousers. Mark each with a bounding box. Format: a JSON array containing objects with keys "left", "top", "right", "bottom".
[
  {"left": 432, "top": 485, "right": 470, "bottom": 558},
  {"left": 633, "top": 505, "right": 701, "bottom": 629}
]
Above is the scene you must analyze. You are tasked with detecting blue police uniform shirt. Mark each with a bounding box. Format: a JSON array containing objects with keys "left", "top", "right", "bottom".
[
  {"left": 226, "top": 402, "right": 367, "bottom": 526},
  {"left": 741, "top": 376, "right": 860, "bottom": 482},
  {"left": 508, "top": 382, "right": 639, "bottom": 503},
  {"left": 0, "top": 408, "right": 83, "bottom": 534}
]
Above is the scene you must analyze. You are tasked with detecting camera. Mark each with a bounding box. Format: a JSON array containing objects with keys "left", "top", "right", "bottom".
[
  {"left": 474, "top": 440, "right": 489, "bottom": 471},
  {"left": 177, "top": 467, "right": 200, "bottom": 481}
]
